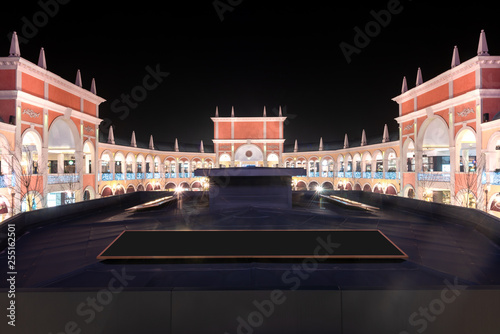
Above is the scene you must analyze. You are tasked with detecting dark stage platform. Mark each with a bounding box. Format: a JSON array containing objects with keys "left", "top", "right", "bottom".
[{"left": 97, "top": 229, "right": 407, "bottom": 259}]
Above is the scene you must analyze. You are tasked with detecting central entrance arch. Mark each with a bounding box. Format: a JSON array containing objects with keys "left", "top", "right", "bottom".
[{"left": 234, "top": 144, "right": 264, "bottom": 167}]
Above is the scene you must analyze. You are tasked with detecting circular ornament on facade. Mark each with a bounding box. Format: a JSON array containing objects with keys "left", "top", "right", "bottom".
[{"left": 245, "top": 150, "right": 253, "bottom": 158}]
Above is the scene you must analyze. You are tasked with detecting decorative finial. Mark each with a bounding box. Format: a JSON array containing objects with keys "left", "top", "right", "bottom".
[
  {"left": 401, "top": 76, "right": 408, "bottom": 93},
  {"left": 361, "top": 129, "right": 367, "bottom": 146},
  {"left": 149, "top": 135, "right": 154, "bottom": 150},
  {"left": 9, "top": 32, "right": 20, "bottom": 57},
  {"left": 75, "top": 69, "right": 82, "bottom": 87},
  {"left": 38, "top": 47, "right": 47, "bottom": 69},
  {"left": 131, "top": 131, "right": 137, "bottom": 147},
  {"left": 451, "top": 45, "right": 460, "bottom": 68},
  {"left": 107, "top": 125, "right": 115, "bottom": 145},
  {"left": 90, "top": 78, "right": 97, "bottom": 94},
  {"left": 382, "top": 124, "right": 390, "bottom": 143},
  {"left": 415, "top": 67, "right": 423, "bottom": 86},
  {"left": 477, "top": 29, "right": 489, "bottom": 56}
]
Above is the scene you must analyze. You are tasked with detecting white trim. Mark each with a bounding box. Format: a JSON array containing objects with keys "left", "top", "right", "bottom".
[
  {"left": 98, "top": 142, "right": 217, "bottom": 158},
  {"left": 395, "top": 89, "right": 500, "bottom": 124},
  {"left": 0, "top": 90, "right": 103, "bottom": 125},
  {"left": 212, "top": 139, "right": 286, "bottom": 144},
  {"left": 211, "top": 117, "right": 287, "bottom": 122}
]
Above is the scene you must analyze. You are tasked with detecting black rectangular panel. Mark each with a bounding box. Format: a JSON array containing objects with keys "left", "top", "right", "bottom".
[{"left": 97, "top": 230, "right": 408, "bottom": 260}]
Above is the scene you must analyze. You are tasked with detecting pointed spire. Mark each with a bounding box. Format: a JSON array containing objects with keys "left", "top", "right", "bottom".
[
  {"left": 215, "top": 106, "right": 219, "bottom": 117},
  {"left": 38, "top": 47, "right": 47, "bottom": 69},
  {"left": 75, "top": 69, "right": 82, "bottom": 87},
  {"left": 382, "top": 124, "right": 390, "bottom": 143},
  {"left": 451, "top": 45, "right": 460, "bottom": 68},
  {"left": 343, "top": 133, "right": 349, "bottom": 149},
  {"left": 263, "top": 106, "right": 266, "bottom": 117},
  {"left": 9, "top": 32, "right": 20, "bottom": 57},
  {"left": 149, "top": 135, "right": 154, "bottom": 150},
  {"left": 174, "top": 138, "right": 179, "bottom": 152},
  {"left": 107, "top": 125, "right": 115, "bottom": 145},
  {"left": 278, "top": 105, "right": 283, "bottom": 117},
  {"left": 415, "top": 67, "right": 423, "bottom": 86},
  {"left": 361, "top": 129, "right": 367, "bottom": 146},
  {"left": 401, "top": 76, "right": 408, "bottom": 93},
  {"left": 200, "top": 140, "right": 204, "bottom": 153},
  {"left": 131, "top": 131, "right": 137, "bottom": 147},
  {"left": 231, "top": 106, "right": 234, "bottom": 117},
  {"left": 319, "top": 137, "right": 323, "bottom": 151},
  {"left": 294, "top": 139, "right": 298, "bottom": 153},
  {"left": 90, "top": 78, "right": 97, "bottom": 94},
  {"left": 477, "top": 29, "right": 489, "bottom": 56}
]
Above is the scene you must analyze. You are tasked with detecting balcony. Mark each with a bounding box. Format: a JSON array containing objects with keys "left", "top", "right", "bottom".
[
  {"left": 126, "top": 173, "right": 135, "bottom": 180},
  {"left": 417, "top": 172, "right": 451, "bottom": 182},
  {"left": 154, "top": 172, "right": 161, "bottom": 179},
  {"left": 363, "top": 172, "right": 372, "bottom": 179},
  {"left": 0, "top": 174, "right": 15, "bottom": 188},
  {"left": 354, "top": 172, "right": 361, "bottom": 179},
  {"left": 338, "top": 172, "right": 344, "bottom": 178},
  {"left": 100, "top": 173, "right": 113, "bottom": 181},
  {"left": 136, "top": 172, "right": 144, "bottom": 180},
  {"left": 48, "top": 173, "right": 80, "bottom": 184},
  {"left": 115, "top": 173, "right": 125, "bottom": 180},
  {"left": 145, "top": 172, "right": 153, "bottom": 179},
  {"left": 385, "top": 172, "right": 398, "bottom": 180},
  {"left": 345, "top": 172, "right": 352, "bottom": 178},
  {"left": 373, "top": 172, "right": 384, "bottom": 179}
]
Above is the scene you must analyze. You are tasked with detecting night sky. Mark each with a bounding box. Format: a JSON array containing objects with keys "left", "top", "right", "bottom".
[{"left": 2, "top": 1, "right": 500, "bottom": 149}]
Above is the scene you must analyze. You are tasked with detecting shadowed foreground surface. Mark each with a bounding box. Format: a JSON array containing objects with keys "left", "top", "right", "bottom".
[{"left": 1, "top": 192, "right": 499, "bottom": 289}]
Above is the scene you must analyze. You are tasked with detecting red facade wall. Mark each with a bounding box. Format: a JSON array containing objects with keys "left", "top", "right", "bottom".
[
  {"left": 0, "top": 70, "right": 16, "bottom": 90},
  {"left": 401, "top": 99, "right": 414, "bottom": 116},
  {"left": 482, "top": 98, "right": 500, "bottom": 120},
  {"left": 0, "top": 100, "right": 15, "bottom": 124},
  {"left": 453, "top": 72, "right": 475, "bottom": 97},
  {"left": 266, "top": 121, "right": 280, "bottom": 138},
  {"left": 234, "top": 122, "right": 263, "bottom": 139},
  {"left": 48, "top": 84, "right": 80, "bottom": 111},
  {"left": 83, "top": 99, "right": 96, "bottom": 116},
  {"left": 482, "top": 68, "right": 500, "bottom": 89},
  {"left": 218, "top": 123, "right": 231, "bottom": 139},
  {"left": 417, "top": 83, "right": 449, "bottom": 110},
  {"left": 22, "top": 73, "right": 44, "bottom": 98}
]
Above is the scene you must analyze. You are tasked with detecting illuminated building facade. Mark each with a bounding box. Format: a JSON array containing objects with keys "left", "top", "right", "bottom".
[{"left": 1, "top": 30, "right": 500, "bottom": 217}]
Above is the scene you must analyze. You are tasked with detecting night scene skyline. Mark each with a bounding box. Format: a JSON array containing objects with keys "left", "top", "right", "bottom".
[{"left": 3, "top": 0, "right": 500, "bottom": 148}]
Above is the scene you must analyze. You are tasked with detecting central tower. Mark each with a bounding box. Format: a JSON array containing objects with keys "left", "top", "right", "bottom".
[{"left": 212, "top": 106, "right": 286, "bottom": 167}]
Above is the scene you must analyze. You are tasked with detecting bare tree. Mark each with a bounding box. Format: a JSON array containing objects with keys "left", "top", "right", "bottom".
[
  {"left": 453, "top": 154, "right": 486, "bottom": 209},
  {"left": 417, "top": 172, "right": 439, "bottom": 202},
  {"left": 3, "top": 139, "right": 45, "bottom": 213}
]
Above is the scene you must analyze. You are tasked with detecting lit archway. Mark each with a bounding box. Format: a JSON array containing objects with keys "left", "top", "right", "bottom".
[
  {"left": 234, "top": 144, "right": 263, "bottom": 166},
  {"left": 419, "top": 117, "right": 450, "bottom": 172}
]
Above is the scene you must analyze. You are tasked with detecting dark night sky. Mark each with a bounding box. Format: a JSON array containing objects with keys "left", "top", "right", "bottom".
[{"left": 2, "top": 1, "right": 500, "bottom": 149}]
